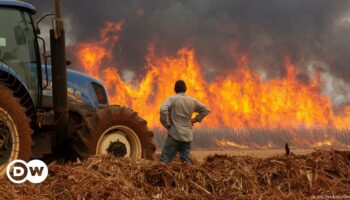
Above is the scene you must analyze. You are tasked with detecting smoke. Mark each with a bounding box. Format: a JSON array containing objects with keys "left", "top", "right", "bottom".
[{"left": 26, "top": 0, "right": 350, "bottom": 101}]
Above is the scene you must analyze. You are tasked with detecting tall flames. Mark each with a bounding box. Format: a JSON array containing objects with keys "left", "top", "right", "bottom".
[{"left": 74, "top": 21, "right": 350, "bottom": 130}]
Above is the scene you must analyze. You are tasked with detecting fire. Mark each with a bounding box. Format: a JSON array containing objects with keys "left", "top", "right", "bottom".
[
  {"left": 312, "top": 139, "right": 333, "bottom": 148},
  {"left": 216, "top": 140, "right": 249, "bottom": 149},
  {"left": 74, "top": 21, "right": 350, "bottom": 130}
]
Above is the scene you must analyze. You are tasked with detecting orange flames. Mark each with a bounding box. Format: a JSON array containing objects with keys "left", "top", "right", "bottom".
[
  {"left": 216, "top": 140, "right": 249, "bottom": 149},
  {"left": 312, "top": 139, "right": 333, "bottom": 148},
  {"left": 74, "top": 21, "right": 350, "bottom": 130}
]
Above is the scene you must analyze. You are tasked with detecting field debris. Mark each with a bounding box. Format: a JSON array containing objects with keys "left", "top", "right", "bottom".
[{"left": 0, "top": 150, "right": 349, "bottom": 200}]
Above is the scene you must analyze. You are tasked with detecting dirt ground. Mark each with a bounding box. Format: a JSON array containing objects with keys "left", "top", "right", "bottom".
[
  {"left": 154, "top": 149, "right": 314, "bottom": 162},
  {"left": 190, "top": 149, "right": 314, "bottom": 161}
]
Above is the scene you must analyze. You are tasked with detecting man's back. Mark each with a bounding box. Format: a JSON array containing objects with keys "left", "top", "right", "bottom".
[
  {"left": 159, "top": 80, "right": 209, "bottom": 164},
  {"left": 160, "top": 93, "right": 209, "bottom": 142}
]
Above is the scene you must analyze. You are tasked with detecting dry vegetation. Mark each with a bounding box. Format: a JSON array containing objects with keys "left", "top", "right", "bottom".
[
  {"left": 154, "top": 128, "right": 350, "bottom": 150},
  {"left": 190, "top": 149, "right": 313, "bottom": 161},
  {"left": 0, "top": 150, "right": 349, "bottom": 200}
]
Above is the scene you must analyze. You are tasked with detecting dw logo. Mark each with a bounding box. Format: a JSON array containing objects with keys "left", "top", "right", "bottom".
[{"left": 6, "top": 160, "right": 48, "bottom": 184}]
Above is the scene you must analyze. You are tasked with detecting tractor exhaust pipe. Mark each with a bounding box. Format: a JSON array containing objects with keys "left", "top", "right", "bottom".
[{"left": 50, "top": 0, "right": 68, "bottom": 127}]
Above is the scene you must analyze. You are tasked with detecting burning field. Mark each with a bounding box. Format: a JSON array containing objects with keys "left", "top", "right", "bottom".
[
  {"left": 1, "top": 150, "right": 350, "bottom": 199},
  {"left": 1, "top": 1, "right": 350, "bottom": 199},
  {"left": 71, "top": 20, "right": 350, "bottom": 149},
  {"left": 74, "top": 21, "right": 350, "bottom": 130},
  {"left": 23, "top": 0, "right": 350, "bottom": 151}
]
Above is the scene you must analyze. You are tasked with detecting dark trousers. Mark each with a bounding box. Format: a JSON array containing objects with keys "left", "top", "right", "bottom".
[{"left": 160, "top": 135, "right": 192, "bottom": 164}]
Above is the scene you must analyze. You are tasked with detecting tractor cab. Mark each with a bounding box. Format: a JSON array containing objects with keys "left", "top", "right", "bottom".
[{"left": 0, "top": 1, "right": 40, "bottom": 105}]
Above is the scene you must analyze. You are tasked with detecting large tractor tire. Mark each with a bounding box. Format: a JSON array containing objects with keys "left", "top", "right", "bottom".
[
  {"left": 72, "top": 105, "right": 155, "bottom": 160},
  {"left": 0, "top": 84, "right": 31, "bottom": 176}
]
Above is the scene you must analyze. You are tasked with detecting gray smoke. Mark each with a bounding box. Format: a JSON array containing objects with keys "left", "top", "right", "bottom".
[{"left": 26, "top": 0, "right": 350, "bottom": 103}]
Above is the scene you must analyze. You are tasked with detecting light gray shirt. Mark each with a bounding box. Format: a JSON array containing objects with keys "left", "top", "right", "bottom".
[{"left": 160, "top": 93, "right": 210, "bottom": 142}]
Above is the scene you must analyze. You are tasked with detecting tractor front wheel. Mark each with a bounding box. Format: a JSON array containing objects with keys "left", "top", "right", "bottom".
[
  {"left": 72, "top": 106, "right": 155, "bottom": 160},
  {"left": 0, "top": 84, "right": 31, "bottom": 177}
]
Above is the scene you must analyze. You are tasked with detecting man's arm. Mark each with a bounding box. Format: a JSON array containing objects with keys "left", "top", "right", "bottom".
[
  {"left": 160, "top": 97, "right": 173, "bottom": 129},
  {"left": 192, "top": 99, "right": 210, "bottom": 124}
]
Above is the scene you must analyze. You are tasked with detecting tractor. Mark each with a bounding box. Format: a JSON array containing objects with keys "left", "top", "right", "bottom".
[{"left": 0, "top": 0, "right": 155, "bottom": 176}]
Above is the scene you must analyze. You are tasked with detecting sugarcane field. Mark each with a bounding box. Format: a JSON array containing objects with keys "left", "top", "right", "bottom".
[
  {"left": 1, "top": 149, "right": 350, "bottom": 199},
  {"left": 1, "top": 0, "right": 350, "bottom": 199}
]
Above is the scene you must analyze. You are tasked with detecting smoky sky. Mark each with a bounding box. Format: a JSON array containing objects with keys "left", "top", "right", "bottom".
[{"left": 26, "top": 0, "right": 350, "bottom": 83}]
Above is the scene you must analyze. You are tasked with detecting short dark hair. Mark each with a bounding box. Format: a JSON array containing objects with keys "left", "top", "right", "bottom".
[{"left": 174, "top": 80, "right": 187, "bottom": 93}]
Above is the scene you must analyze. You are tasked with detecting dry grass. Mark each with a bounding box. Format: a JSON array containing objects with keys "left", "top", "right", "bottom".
[{"left": 0, "top": 150, "right": 349, "bottom": 200}]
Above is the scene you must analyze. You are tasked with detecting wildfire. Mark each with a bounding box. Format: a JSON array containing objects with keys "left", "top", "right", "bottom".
[
  {"left": 312, "top": 139, "right": 333, "bottom": 148},
  {"left": 74, "top": 21, "right": 350, "bottom": 130},
  {"left": 216, "top": 140, "right": 249, "bottom": 149}
]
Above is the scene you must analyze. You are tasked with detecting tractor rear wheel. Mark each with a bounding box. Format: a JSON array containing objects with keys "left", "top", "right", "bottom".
[
  {"left": 0, "top": 84, "right": 31, "bottom": 177},
  {"left": 72, "top": 105, "right": 155, "bottom": 160}
]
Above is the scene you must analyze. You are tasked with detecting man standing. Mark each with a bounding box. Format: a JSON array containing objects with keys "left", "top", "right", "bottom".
[{"left": 160, "top": 80, "right": 210, "bottom": 164}]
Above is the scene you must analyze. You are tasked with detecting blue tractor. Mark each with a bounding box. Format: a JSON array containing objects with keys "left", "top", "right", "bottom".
[{"left": 0, "top": 0, "right": 155, "bottom": 176}]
